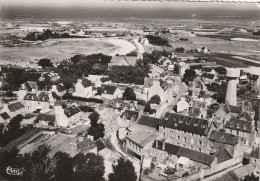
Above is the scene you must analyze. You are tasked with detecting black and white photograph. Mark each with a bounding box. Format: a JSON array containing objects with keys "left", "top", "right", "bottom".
[{"left": 0, "top": 0, "right": 259, "bottom": 180}]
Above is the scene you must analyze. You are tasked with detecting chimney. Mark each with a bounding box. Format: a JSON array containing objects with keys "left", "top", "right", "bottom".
[{"left": 162, "top": 139, "right": 166, "bottom": 150}]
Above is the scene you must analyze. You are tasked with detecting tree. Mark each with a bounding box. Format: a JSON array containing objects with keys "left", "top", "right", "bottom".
[
  {"left": 149, "top": 95, "right": 161, "bottom": 104},
  {"left": 89, "top": 111, "right": 100, "bottom": 125},
  {"left": 73, "top": 153, "right": 105, "bottom": 181},
  {"left": 123, "top": 87, "right": 136, "bottom": 100},
  {"left": 88, "top": 123, "right": 105, "bottom": 141},
  {"left": 183, "top": 69, "right": 196, "bottom": 83},
  {"left": 108, "top": 158, "right": 137, "bottom": 181},
  {"left": 37, "top": 59, "right": 53, "bottom": 68},
  {"left": 20, "top": 145, "right": 54, "bottom": 181},
  {"left": 0, "top": 148, "right": 20, "bottom": 179},
  {"left": 53, "top": 152, "right": 73, "bottom": 181},
  {"left": 175, "top": 47, "right": 185, "bottom": 53}
]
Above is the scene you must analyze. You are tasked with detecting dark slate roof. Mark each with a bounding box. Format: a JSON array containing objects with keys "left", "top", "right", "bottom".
[
  {"left": 24, "top": 92, "right": 49, "bottom": 102},
  {"left": 209, "top": 130, "right": 239, "bottom": 146},
  {"left": 177, "top": 147, "right": 215, "bottom": 166},
  {"left": 56, "top": 85, "right": 65, "bottom": 92},
  {"left": 25, "top": 81, "right": 37, "bottom": 91},
  {"left": 81, "top": 79, "right": 92, "bottom": 88},
  {"left": 36, "top": 113, "right": 55, "bottom": 122},
  {"left": 77, "top": 138, "right": 97, "bottom": 153},
  {"left": 102, "top": 85, "right": 117, "bottom": 95},
  {"left": 229, "top": 164, "right": 255, "bottom": 179},
  {"left": 64, "top": 105, "right": 81, "bottom": 118},
  {"left": 201, "top": 73, "right": 215, "bottom": 79},
  {"left": 202, "top": 67, "right": 214, "bottom": 73},
  {"left": 95, "top": 138, "right": 114, "bottom": 152},
  {"left": 159, "top": 112, "right": 210, "bottom": 136},
  {"left": 213, "top": 174, "right": 236, "bottom": 181},
  {"left": 153, "top": 140, "right": 215, "bottom": 166},
  {"left": 214, "top": 148, "right": 233, "bottom": 164},
  {"left": 0, "top": 112, "right": 10, "bottom": 120},
  {"left": 8, "top": 102, "right": 25, "bottom": 112},
  {"left": 137, "top": 115, "right": 160, "bottom": 129},
  {"left": 152, "top": 140, "right": 179, "bottom": 155},
  {"left": 37, "top": 92, "right": 49, "bottom": 102},
  {"left": 250, "top": 147, "right": 259, "bottom": 159},
  {"left": 225, "top": 118, "right": 252, "bottom": 133},
  {"left": 24, "top": 93, "right": 37, "bottom": 101},
  {"left": 223, "top": 104, "right": 242, "bottom": 114},
  {"left": 121, "top": 110, "right": 139, "bottom": 120}
]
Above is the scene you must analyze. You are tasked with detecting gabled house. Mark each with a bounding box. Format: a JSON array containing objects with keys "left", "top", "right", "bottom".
[
  {"left": 74, "top": 79, "right": 93, "bottom": 98},
  {"left": 51, "top": 84, "right": 66, "bottom": 97},
  {"left": 201, "top": 73, "right": 217, "bottom": 84},
  {"left": 55, "top": 105, "right": 81, "bottom": 128},
  {"left": 101, "top": 85, "right": 123, "bottom": 100},
  {"left": 23, "top": 92, "right": 50, "bottom": 113},
  {"left": 109, "top": 56, "right": 137, "bottom": 67},
  {"left": 2, "top": 102, "right": 25, "bottom": 118},
  {"left": 158, "top": 112, "right": 214, "bottom": 154},
  {"left": 18, "top": 81, "right": 38, "bottom": 101},
  {"left": 35, "top": 110, "right": 56, "bottom": 127}
]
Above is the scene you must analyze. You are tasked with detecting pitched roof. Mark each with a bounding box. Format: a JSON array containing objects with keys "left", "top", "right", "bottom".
[
  {"left": 127, "top": 131, "right": 160, "bottom": 148},
  {"left": 229, "top": 164, "right": 255, "bottom": 179},
  {"left": 56, "top": 84, "right": 65, "bottom": 92},
  {"left": 77, "top": 138, "right": 97, "bottom": 153},
  {"left": 24, "top": 92, "right": 49, "bottom": 102},
  {"left": 177, "top": 147, "right": 215, "bottom": 166},
  {"left": 25, "top": 81, "right": 37, "bottom": 91},
  {"left": 214, "top": 148, "right": 233, "bottom": 163},
  {"left": 121, "top": 110, "right": 139, "bottom": 120},
  {"left": 95, "top": 138, "right": 114, "bottom": 152},
  {"left": 102, "top": 85, "right": 117, "bottom": 95},
  {"left": 223, "top": 104, "right": 242, "bottom": 114},
  {"left": 213, "top": 174, "right": 236, "bottom": 181},
  {"left": 36, "top": 112, "right": 55, "bottom": 122},
  {"left": 0, "top": 112, "right": 10, "bottom": 120},
  {"left": 209, "top": 130, "right": 239, "bottom": 146},
  {"left": 159, "top": 112, "right": 210, "bottom": 136},
  {"left": 8, "top": 102, "right": 25, "bottom": 112},
  {"left": 202, "top": 73, "right": 215, "bottom": 79},
  {"left": 153, "top": 140, "right": 215, "bottom": 166},
  {"left": 225, "top": 118, "right": 252, "bottom": 133},
  {"left": 111, "top": 56, "right": 137, "bottom": 66},
  {"left": 64, "top": 105, "right": 81, "bottom": 118},
  {"left": 250, "top": 147, "right": 259, "bottom": 159},
  {"left": 137, "top": 115, "right": 160, "bottom": 129}
]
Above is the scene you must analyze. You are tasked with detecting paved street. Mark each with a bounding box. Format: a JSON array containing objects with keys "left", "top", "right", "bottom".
[{"left": 110, "top": 131, "right": 141, "bottom": 180}]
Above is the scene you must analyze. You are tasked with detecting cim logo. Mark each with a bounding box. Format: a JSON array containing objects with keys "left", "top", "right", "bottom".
[{"left": 6, "top": 166, "right": 24, "bottom": 176}]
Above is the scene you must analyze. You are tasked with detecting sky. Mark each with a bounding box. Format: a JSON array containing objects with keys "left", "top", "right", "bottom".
[{"left": 1, "top": 0, "right": 259, "bottom": 10}]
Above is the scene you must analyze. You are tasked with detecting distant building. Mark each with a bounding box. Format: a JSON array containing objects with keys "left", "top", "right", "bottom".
[
  {"left": 23, "top": 92, "right": 50, "bottom": 113},
  {"left": 159, "top": 112, "right": 214, "bottom": 153},
  {"left": 55, "top": 105, "right": 81, "bottom": 127},
  {"left": 18, "top": 81, "right": 38, "bottom": 101},
  {"left": 0, "top": 112, "right": 10, "bottom": 124},
  {"left": 109, "top": 56, "right": 137, "bottom": 67},
  {"left": 101, "top": 85, "right": 123, "bottom": 100},
  {"left": 2, "top": 102, "right": 25, "bottom": 118},
  {"left": 74, "top": 79, "right": 93, "bottom": 98}
]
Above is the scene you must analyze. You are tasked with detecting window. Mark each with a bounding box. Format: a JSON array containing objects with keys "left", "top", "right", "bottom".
[
  {"left": 199, "top": 148, "right": 201, "bottom": 152},
  {"left": 199, "top": 141, "right": 202, "bottom": 145},
  {"left": 183, "top": 137, "right": 187, "bottom": 142},
  {"left": 178, "top": 136, "right": 180, "bottom": 140}
]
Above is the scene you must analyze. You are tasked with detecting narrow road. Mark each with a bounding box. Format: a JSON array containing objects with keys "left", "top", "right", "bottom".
[
  {"left": 110, "top": 131, "right": 141, "bottom": 179},
  {"left": 133, "top": 38, "right": 145, "bottom": 54}
]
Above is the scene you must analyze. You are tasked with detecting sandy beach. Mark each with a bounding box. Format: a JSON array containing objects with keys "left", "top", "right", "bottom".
[
  {"left": 0, "top": 37, "right": 137, "bottom": 67},
  {"left": 106, "top": 38, "right": 136, "bottom": 56}
]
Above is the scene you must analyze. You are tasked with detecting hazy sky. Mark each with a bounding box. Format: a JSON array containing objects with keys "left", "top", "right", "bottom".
[{"left": 2, "top": 0, "right": 260, "bottom": 10}]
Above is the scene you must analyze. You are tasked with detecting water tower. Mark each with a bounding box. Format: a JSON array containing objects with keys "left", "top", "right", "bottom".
[{"left": 225, "top": 68, "right": 240, "bottom": 106}]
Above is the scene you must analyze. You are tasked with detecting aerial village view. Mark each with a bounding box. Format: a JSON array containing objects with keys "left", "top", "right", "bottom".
[{"left": 0, "top": 0, "right": 259, "bottom": 181}]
